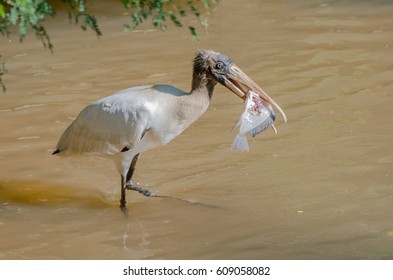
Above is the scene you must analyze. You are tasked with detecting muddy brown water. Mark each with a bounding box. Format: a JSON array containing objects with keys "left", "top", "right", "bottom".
[{"left": 1, "top": 0, "right": 393, "bottom": 259}]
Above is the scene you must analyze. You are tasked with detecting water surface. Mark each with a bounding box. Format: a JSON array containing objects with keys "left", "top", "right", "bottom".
[{"left": 1, "top": 0, "right": 393, "bottom": 259}]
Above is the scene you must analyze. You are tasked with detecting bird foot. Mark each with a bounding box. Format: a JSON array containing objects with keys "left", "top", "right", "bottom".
[{"left": 125, "top": 182, "right": 152, "bottom": 197}]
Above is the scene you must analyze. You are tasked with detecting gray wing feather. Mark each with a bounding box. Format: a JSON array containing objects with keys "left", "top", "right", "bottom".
[{"left": 55, "top": 100, "right": 147, "bottom": 155}]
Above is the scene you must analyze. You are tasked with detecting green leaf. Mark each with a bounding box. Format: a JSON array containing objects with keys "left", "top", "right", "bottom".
[
  {"left": 9, "top": 8, "right": 19, "bottom": 25},
  {"left": 0, "top": 54, "right": 6, "bottom": 92},
  {"left": 168, "top": 13, "right": 182, "bottom": 27},
  {"left": 188, "top": 26, "right": 199, "bottom": 41},
  {"left": 0, "top": 4, "right": 5, "bottom": 18},
  {"left": 121, "top": 0, "right": 131, "bottom": 9},
  {"left": 176, "top": 6, "right": 186, "bottom": 17}
]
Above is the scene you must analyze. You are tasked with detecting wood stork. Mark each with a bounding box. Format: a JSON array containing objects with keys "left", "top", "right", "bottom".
[{"left": 52, "top": 49, "right": 286, "bottom": 210}]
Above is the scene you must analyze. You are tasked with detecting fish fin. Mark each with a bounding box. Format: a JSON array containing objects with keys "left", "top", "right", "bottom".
[
  {"left": 249, "top": 116, "right": 275, "bottom": 137},
  {"left": 231, "top": 135, "right": 249, "bottom": 152},
  {"left": 230, "top": 119, "right": 240, "bottom": 132},
  {"left": 230, "top": 112, "right": 244, "bottom": 133}
]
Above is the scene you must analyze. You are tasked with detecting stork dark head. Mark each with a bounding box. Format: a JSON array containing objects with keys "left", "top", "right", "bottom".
[
  {"left": 192, "top": 49, "right": 232, "bottom": 86},
  {"left": 192, "top": 49, "right": 287, "bottom": 122}
]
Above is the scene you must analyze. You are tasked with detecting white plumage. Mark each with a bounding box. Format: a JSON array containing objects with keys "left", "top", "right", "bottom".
[{"left": 55, "top": 84, "right": 210, "bottom": 176}]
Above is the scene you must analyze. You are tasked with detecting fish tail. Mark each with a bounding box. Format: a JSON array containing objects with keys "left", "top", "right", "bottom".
[{"left": 231, "top": 134, "right": 249, "bottom": 152}]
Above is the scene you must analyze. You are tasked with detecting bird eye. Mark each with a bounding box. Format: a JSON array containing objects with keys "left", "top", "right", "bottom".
[{"left": 215, "top": 61, "right": 224, "bottom": 70}]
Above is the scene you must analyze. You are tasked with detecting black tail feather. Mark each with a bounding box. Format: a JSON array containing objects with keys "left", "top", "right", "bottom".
[{"left": 52, "top": 149, "right": 60, "bottom": 155}]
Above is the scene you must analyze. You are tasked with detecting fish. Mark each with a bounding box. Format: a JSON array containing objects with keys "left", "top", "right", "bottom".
[{"left": 231, "top": 90, "right": 277, "bottom": 152}]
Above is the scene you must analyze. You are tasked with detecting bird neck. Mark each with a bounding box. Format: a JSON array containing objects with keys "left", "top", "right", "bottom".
[
  {"left": 173, "top": 73, "right": 215, "bottom": 123},
  {"left": 190, "top": 72, "right": 217, "bottom": 100}
]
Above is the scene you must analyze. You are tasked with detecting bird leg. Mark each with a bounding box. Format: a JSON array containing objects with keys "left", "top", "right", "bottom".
[
  {"left": 126, "top": 183, "right": 152, "bottom": 197},
  {"left": 124, "top": 153, "right": 154, "bottom": 197},
  {"left": 119, "top": 153, "right": 219, "bottom": 210},
  {"left": 125, "top": 153, "right": 140, "bottom": 183},
  {"left": 119, "top": 153, "right": 155, "bottom": 210},
  {"left": 120, "top": 153, "right": 140, "bottom": 209},
  {"left": 120, "top": 153, "right": 139, "bottom": 209},
  {"left": 120, "top": 174, "right": 128, "bottom": 210}
]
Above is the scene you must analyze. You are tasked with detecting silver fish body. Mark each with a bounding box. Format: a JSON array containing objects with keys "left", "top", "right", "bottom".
[{"left": 231, "top": 91, "right": 276, "bottom": 152}]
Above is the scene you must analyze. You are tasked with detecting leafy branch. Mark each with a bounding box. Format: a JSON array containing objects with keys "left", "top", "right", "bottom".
[
  {"left": 122, "top": 0, "right": 219, "bottom": 40},
  {"left": 61, "top": 0, "right": 102, "bottom": 37},
  {"left": 0, "top": 0, "right": 219, "bottom": 92},
  {"left": 1, "top": 0, "right": 56, "bottom": 51},
  {"left": 0, "top": 55, "right": 6, "bottom": 92}
]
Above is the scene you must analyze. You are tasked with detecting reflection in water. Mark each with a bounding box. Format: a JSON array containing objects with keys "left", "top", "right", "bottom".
[{"left": 1, "top": 0, "right": 393, "bottom": 259}]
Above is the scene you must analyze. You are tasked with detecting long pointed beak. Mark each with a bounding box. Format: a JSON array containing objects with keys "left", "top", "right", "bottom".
[{"left": 224, "top": 64, "right": 287, "bottom": 123}]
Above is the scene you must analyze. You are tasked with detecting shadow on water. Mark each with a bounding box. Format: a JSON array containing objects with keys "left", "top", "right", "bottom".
[
  {"left": 0, "top": 180, "right": 109, "bottom": 209},
  {"left": 0, "top": 180, "right": 162, "bottom": 259},
  {"left": 0, "top": 179, "right": 220, "bottom": 211}
]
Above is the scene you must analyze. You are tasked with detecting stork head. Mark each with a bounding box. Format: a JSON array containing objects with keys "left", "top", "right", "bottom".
[{"left": 192, "top": 49, "right": 287, "bottom": 123}]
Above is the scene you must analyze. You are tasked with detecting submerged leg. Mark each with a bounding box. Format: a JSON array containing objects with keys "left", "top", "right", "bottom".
[
  {"left": 119, "top": 153, "right": 140, "bottom": 210},
  {"left": 120, "top": 174, "right": 127, "bottom": 210},
  {"left": 119, "top": 153, "right": 150, "bottom": 210}
]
